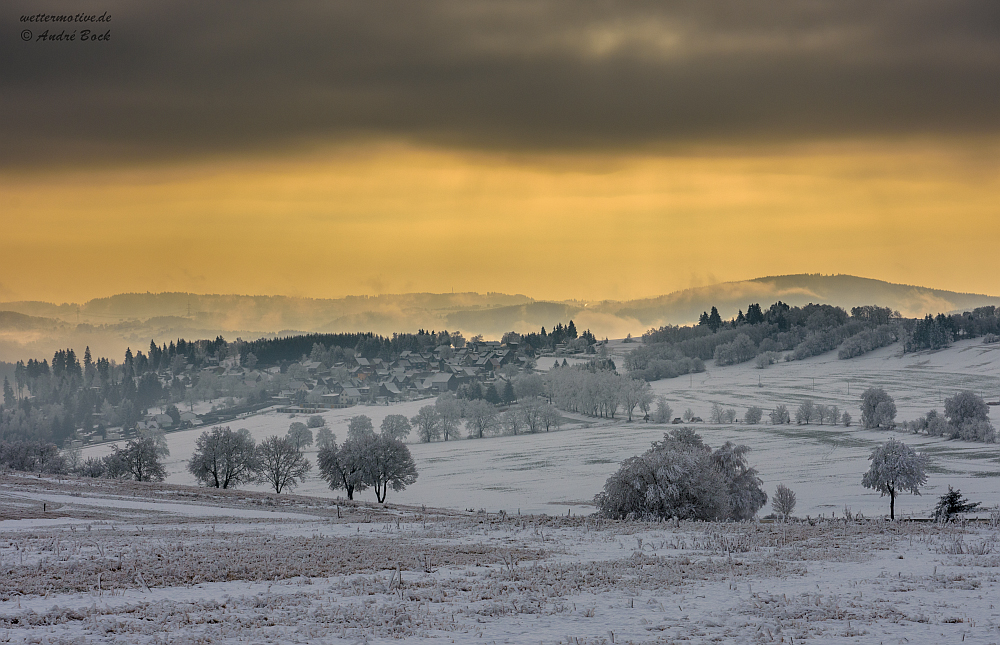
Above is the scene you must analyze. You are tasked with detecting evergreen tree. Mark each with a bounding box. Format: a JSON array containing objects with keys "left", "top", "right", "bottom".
[
  {"left": 933, "top": 486, "right": 981, "bottom": 522},
  {"left": 502, "top": 380, "right": 516, "bottom": 404},
  {"left": 83, "top": 346, "right": 95, "bottom": 381},
  {"left": 3, "top": 377, "right": 13, "bottom": 407},
  {"left": 708, "top": 306, "right": 723, "bottom": 332},
  {"left": 567, "top": 320, "right": 578, "bottom": 339}
]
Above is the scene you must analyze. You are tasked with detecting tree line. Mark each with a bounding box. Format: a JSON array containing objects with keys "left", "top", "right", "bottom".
[{"left": 631, "top": 303, "right": 1000, "bottom": 382}]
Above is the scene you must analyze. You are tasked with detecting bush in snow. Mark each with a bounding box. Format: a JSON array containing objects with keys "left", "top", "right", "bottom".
[
  {"left": 595, "top": 428, "right": 767, "bottom": 521},
  {"left": 744, "top": 406, "right": 763, "bottom": 425}
]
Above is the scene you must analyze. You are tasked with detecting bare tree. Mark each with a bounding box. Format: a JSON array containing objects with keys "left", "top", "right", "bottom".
[
  {"left": 256, "top": 436, "right": 311, "bottom": 494},
  {"left": 114, "top": 438, "right": 166, "bottom": 482},
  {"left": 861, "top": 438, "right": 928, "bottom": 520},
  {"left": 362, "top": 436, "right": 418, "bottom": 503},
  {"left": 317, "top": 439, "right": 368, "bottom": 500},
  {"left": 188, "top": 426, "right": 258, "bottom": 489}
]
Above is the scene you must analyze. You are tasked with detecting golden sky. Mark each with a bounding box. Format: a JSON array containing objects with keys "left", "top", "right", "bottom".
[{"left": 2, "top": 1, "right": 999, "bottom": 304}]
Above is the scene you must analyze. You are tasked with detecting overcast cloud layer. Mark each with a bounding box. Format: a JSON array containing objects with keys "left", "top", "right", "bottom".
[{"left": 3, "top": 0, "right": 999, "bottom": 166}]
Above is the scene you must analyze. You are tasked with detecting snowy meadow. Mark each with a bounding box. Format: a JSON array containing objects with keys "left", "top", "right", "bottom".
[{"left": 4, "top": 338, "right": 1000, "bottom": 643}]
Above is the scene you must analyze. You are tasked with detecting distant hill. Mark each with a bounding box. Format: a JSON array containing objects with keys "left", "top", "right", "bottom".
[{"left": 0, "top": 274, "right": 996, "bottom": 361}]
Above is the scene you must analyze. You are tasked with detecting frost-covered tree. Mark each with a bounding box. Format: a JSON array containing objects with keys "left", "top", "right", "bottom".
[
  {"left": 769, "top": 405, "right": 790, "bottom": 425},
  {"left": 682, "top": 408, "right": 695, "bottom": 422},
  {"left": 711, "top": 441, "right": 768, "bottom": 520},
  {"left": 435, "top": 394, "right": 462, "bottom": 441},
  {"left": 841, "top": 411, "right": 852, "bottom": 427},
  {"left": 944, "top": 391, "right": 994, "bottom": 441},
  {"left": 411, "top": 406, "right": 441, "bottom": 442},
  {"left": 500, "top": 408, "right": 524, "bottom": 435},
  {"left": 815, "top": 404, "right": 828, "bottom": 424},
  {"left": 315, "top": 426, "right": 336, "bottom": 450},
  {"left": 653, "top": 397, "right": 673, "bottom": 424},
  {"left": 286, "top": 422, "right": 314, "bottom": 450},
  {"left": 861, "top": 438, "right": 928, "bottom": 520},
  {"left": 745, "top": 406, "right": 763, "bottom": 425},
  {"left": 621, "top": 378, "right": 650, "bottom": 422},
  {"left": 307, "top": 415, "right": 326, "bottom": 428},
  {"left": 772, "top": 484, "right": 796, "bottom": 520},
  {"left": 347, "top": 415, "right": 376, "bottom": 441},
  {"left": 188, "top": 426, "right": 258, "bottom": 489},
  {"left": 464, "top": 399, "right": 499, "bottom": 438},
  {"left": 860, "top": 387, "right": 896, "bottom": 429},
  {"left": 637, "top": 386, "right": 655, "bottom": 421},
  {"left": 595, "top": 429, "right": 767, "bottom": 521},
  {"left": 517, "top": 398, "right": 546, "bottom": 433},
  {"left": 256, "top": 436, "right": 311, "bottom": 494},
  {"left": 380, "top": 414, "right": 412, "bottom": 441},
  {"left": 541, "top": 403, "right": 562, "bottom": 431},
  {"left": 795, "top": 400, "right": 814, "bottom": 424},
  {"left": 709, "top": 403, "right": 725, "bottom": 424}
]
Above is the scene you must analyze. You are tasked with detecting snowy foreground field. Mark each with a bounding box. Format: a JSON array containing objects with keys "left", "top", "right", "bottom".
[{"left": 4, "top": 474, "right": 1000, "bottom": 644}]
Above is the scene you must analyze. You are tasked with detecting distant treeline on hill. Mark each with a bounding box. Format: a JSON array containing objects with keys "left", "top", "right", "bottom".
[{"left": 627, "top": 303, "right": 1000, "bottom": 381}]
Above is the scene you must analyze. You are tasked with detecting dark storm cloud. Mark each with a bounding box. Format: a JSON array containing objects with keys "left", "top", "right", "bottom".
[{"left": 3, "top": 0, "right": 998, "bottom": 166}]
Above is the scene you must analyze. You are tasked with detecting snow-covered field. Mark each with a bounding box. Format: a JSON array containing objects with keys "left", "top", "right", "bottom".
[
  {"left": 82, "top": 338, "right": 1000, "bottom": 518},
  {"left": 15, "top": 337, "right": 997, "bottom": 642},
  {"left": 3, "top": 475, "right": 1000, "bottom": 644}
]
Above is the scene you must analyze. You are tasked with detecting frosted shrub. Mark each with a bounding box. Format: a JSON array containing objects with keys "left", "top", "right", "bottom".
[
  {"left": 595, "top": 428, "right": 767, "bottom": 521},
  {"left": 769, "top": 405, "right": 790, "bottom": 425},
  {"left": 652, "top": 396, "right": 673, "bottom": 424},
  {"left": 745, "top": 406, "right": 763, "bottom": 424}
]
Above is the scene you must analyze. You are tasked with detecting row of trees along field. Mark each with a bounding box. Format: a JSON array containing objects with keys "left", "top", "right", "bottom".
[
  {"left": 21, "top": 414, "right": 419, "bottom": 503},
  {"left": 627, "top": 303, "right": 1000, "bottom": 381}
]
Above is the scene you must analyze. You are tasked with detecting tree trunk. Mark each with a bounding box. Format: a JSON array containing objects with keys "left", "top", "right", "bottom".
[{"left": 889, "top": 488, "right": 895, "bottom": 520}]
